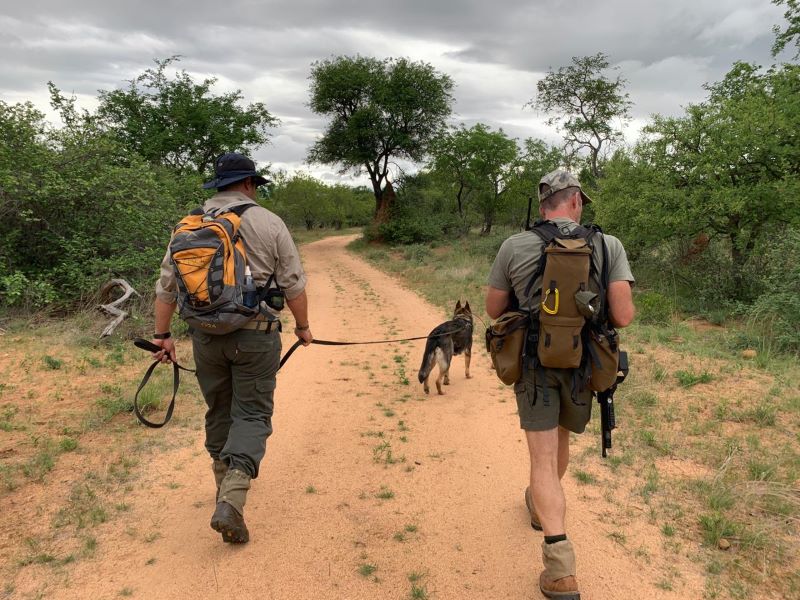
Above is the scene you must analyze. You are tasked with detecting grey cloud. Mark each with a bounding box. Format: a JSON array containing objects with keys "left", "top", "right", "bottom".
[{"left": 0, "top": 0, "right": 790, "bottom": 185}]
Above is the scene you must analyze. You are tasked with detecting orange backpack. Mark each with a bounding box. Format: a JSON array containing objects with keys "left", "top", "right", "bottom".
[{"left": 169, "top": 202, "right": 259, "bottom": 334}]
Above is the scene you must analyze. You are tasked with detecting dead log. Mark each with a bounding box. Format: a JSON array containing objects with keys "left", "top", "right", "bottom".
[{"left": 98, "top": 278, "right": 140, "bottom": 338}]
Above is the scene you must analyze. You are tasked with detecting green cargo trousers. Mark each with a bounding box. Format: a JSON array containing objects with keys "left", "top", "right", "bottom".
[{"left": 191, "top": 328, "right": 281, "bottom": 479}]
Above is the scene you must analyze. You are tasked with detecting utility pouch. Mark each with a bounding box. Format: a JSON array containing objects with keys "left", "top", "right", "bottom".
[
  {"left": 536, "top": 239, "right": 592, "bottom": 369},
  {"left": 587, "top": 329, "right": 620, "bottom": 392},
  {"left": 486, "top": 311, "right": 529, "bottom": 385},
  {"left": 260, "top": 273, "right": 286, "bottom": 311}
]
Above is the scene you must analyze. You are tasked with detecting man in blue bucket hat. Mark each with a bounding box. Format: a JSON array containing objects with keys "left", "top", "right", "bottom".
[{"left": 151, "top": 152, "right": 313, "bottom": 544}]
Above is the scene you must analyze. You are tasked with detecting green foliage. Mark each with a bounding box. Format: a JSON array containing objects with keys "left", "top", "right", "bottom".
[
  {"left": 97, "top": 56, "right": 276, "bottom": 174},
  {"left": 599, "top": 63, "right": 800, "bottom": 304},
  {"left": 429, "top": 123, "right": 526, "bottom": 233},
  {"left": 635, "top": 291, "right": 674, "bottom": 325},
  {"left": 308, "top": 55, "right": 454, "bottom": 216},
  {"left": 674, "top": 369, "right": 714, "bottom": 388},
  {"left": 0, "top": 58, "right": 276, "bottom": 308},
  {"left": 268, "top": 173, "right": 372, "bottom": 231},
  {"left": 43, "top": 355, "right": 63, "bottom": 370},
  {"left": 531, "top": 53, "right": 631, "bottom": 176},
  {"left": 0, "top": 272, "right": 56, "bottom": 308},
  {"left": 772, "top": 0, "right": 800, "bottom": 59},
  {"left": 747, "top": 229, "right": 800, "bottom": 352},
  {"left": 699, "top": 512, "right": 737, "bottom": 546},
  {"left": 377, "top": 215, "right": 443, "bottom": 245}
]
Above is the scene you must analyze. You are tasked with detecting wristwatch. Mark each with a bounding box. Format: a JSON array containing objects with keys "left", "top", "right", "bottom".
[{"left": 153, "top": 332, "right": 172, "bottom": 340}]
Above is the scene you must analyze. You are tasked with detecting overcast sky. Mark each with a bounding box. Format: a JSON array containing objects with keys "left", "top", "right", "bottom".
[{"left": 0, "top": 0, "right": 789, "bottom": 185}]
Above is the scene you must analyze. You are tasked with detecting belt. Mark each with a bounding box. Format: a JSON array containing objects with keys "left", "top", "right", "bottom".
[{"left": 241, "top": 319, "right": 281, "bottom": 333}]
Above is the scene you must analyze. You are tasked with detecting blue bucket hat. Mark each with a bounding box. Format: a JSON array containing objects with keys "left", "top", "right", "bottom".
[{"left": 202, "top": 152, "right": 270, "bottom": 189}]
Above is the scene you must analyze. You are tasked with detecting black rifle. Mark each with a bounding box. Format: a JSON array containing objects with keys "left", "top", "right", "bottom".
[
  {"left": 525, "top": 196, "right": 533, "bottom": 230},
  {"left": 597, "top": 350, "right": 628, "bottom": 458}
]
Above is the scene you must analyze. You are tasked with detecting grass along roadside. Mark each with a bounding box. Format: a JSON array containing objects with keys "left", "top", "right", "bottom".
[
  {"left": 0, "top": 310, "right": 203, "bottom": 597},
  {"left": 349, "top": 232, "right": 800, "bottom": 599}
]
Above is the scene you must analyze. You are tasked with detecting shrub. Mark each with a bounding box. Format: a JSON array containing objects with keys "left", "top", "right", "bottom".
[
  {"left": 378, "top": 215, "right": 442, "bottom": 245},
  {"left": 635, "top": 291, "right": 674, "bottom": 325},
  {"left": 747, "top": 229, "right": 800, "bottom": 353}
]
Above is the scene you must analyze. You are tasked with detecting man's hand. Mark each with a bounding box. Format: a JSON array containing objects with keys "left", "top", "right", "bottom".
[
  {"left": 151, "top": 337, "right": 177, "bottom": 364},
  {"left": 295, "top": 327, "right": 313, "bottom": 347}
]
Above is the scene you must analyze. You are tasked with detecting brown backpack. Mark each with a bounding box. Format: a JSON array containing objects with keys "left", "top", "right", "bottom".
[{"left": 536, "top": 237, "right": 593, "bottom": 369}]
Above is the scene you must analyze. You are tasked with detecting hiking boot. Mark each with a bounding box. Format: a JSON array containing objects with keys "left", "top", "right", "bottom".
[
  {"left": 212, "top": 459, "right": 228, "bottom": 502},
  {"left": 524, "top": 486, "right": 543, "bottom": 531},
  {"left": 539, "top": 539, "right": 580, "bottom": 599},
  {"left": 211, "top": 468, "right": 251, "bottom": 544},
  {"left": 210, "top": 501, "right": 249, "bottom": 544}
]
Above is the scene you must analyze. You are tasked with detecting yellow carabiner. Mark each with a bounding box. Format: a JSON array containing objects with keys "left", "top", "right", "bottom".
[{"left": 541, "top": 288, "right": 559, "bottom": 315}]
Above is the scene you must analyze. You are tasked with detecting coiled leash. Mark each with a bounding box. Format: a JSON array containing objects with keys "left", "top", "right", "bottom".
[
  {"left": 132, "top": 325, "right": 467, "bottom": 428},
  {"left": 132, "top": 338, "right": 196, "bottom": 428}
]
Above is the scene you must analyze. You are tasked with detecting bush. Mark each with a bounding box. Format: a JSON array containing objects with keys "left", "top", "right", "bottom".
[
  {"left": 635, "top": 291, "right": 674, "bottom": 325},
  {"left": 747, "top": 229, "right": 800, "bottom": 353},
  {"left": 0, "top": 272, "right": 56, "bottom": 309},
  {"left": 378, "top": 215, "right": 442, "bottom": 245}
]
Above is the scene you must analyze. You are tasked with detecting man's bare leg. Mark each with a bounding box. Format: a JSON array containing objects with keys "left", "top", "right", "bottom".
[{"left": 526, "top": 427, "right": 565, "bottom": 536}]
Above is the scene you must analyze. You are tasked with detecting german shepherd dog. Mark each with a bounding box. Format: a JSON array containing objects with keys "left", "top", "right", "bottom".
[{"left": 418, "top": 300, "right": 474, "bottom": 395}]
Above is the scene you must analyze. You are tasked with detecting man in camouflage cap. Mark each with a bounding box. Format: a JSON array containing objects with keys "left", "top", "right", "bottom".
[{"left": 485, "top": 169, "right": 635, "bottom": 598}]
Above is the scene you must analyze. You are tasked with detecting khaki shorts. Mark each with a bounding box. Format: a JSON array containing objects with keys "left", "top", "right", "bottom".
[{"left": 514, "top": 367, "right": 593, "bottom": 433}]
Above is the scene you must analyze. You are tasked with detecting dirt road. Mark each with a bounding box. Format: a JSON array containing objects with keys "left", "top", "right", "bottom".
[{"left": 56, "top": 235, "right": 699, "bottom": 599}]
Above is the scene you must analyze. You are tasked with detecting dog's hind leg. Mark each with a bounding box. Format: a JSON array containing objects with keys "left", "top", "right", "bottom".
[
  {"left": 423, "top": 373, "right": 430, "bottom": 395},
  {"left": 464, "top": 348, "right": 472, "bottom": 379},
  {"left": 434, "top": 348, "right": 447, "bottom": 395}
]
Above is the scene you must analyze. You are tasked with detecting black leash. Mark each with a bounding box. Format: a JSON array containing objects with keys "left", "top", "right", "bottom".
[
  {"left": 278, "top": 328, "right": 466, "bottom": 370},
  {"left": 132, "top": 338, "right": 195, "bottom": 428},
  {"left": 131, "top": 325, "right": 468, "bottom": 428}
]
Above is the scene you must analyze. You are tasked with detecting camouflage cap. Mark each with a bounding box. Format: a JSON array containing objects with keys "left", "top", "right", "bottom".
[{"left": 538, "top": 169, "right": 592, "bottom": 205}]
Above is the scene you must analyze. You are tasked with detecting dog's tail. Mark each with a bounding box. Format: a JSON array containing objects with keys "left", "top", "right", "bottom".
[{"left": 418, "top": 336, "right": 438, "bottom": 383}]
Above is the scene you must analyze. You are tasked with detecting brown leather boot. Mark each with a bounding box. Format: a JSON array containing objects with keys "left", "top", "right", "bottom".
[
  {"left": 210, "top": 469, "right": 251, "bottom": 544},
  {"left": 524, "top": 486, "right": 543, "bottom": 531},
  {"left": 539, "top": 539, "right": 580, "bottom": 599}
]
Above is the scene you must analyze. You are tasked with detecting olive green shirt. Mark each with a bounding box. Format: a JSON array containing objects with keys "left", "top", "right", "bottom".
[
  {"left": 487, "top": 218, "right": 634, "bottom": 310},
  {"left": 155, "top": 191, "right": 307, "bottom": 304}
]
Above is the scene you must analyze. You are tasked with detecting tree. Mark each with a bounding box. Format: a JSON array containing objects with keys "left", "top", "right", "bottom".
[
  {"left": 773, "top": 0, "right": 800, "bottom": 59},
  {"left": 597, "top": 62, "right": 800, "bottom": 299},
  {"left": 430, "top": 124, "right": 520, "bottom": 234},
  {"left": 272, "top": 173, "right": 332, "bottom": 231},
  {"left": 504, "top": 138, "right": 565, "bottom": 228},
  {"left": 96, "top": 57, "right": 277, "bottom": 174},
  {"left": 307, "top": 55, "right": 454, "bottom": 221},
  {"left": 530, "top": 53, "right": 631, "bottom": 178}
]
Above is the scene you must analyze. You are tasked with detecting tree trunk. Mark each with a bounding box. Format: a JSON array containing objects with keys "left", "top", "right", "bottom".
[
  {"left": 481, "top": 213, "right": 493, "bottom": 235},
  {"left": 374, "top": 180, "right": 396, "bottom": 224}
]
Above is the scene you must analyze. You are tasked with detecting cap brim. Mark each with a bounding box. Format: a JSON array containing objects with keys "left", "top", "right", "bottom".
[
  {"left": 202, "top": 173, "right": 270, "bottom": 189},
  {"left": 580, "top": 190, "right": 593, "bottom": 205}
]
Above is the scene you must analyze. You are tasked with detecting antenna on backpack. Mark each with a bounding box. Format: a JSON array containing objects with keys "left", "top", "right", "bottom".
[{"left": 525, "top": 196, "right": 533, "bottom": 231}]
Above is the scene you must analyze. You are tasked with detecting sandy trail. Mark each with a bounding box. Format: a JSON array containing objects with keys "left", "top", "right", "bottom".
[{"left": 59, "top": 235, "right": 692, "bottom": 599}]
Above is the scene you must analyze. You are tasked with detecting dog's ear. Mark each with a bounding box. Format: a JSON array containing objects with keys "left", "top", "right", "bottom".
[
  {"left": 455, "top": 299, "right": 461, "bottom": 309},
  {"left": 464, "top": 301, "right": 471, "bottom": 311}
]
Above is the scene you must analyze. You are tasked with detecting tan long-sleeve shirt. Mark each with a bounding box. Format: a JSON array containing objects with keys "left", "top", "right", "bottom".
[{"left": 155, "top": 191, "right": 307, "bottom": 305}]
